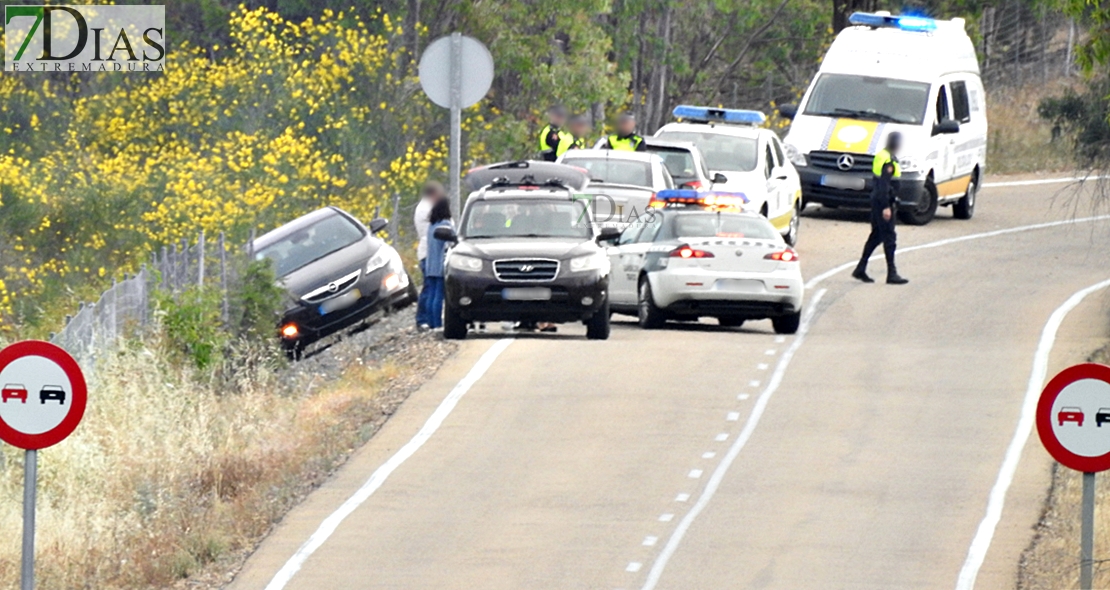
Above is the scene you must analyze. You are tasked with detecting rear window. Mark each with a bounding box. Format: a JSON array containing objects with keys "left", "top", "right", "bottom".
[
  {"left": 672, "top": 213, "right": 778, "bottom": 240},
  {"left": 561, "top": 157, "right": 652, "bottom": 187},
  {"left": 255, "top": 212, "right": 365, "bottom": 277},
  {"left": 656, "top": 131, "right": 759, "bottom": 172}
]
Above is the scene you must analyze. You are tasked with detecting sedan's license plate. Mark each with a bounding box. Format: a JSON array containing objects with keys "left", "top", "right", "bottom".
[
  {"left": 501, "top": 287, "right": 552, "bottom": 301},
  {"left": 716, "top": 279, "right": 764, "bottom": 293},
  {"left": 820, "top": 174, "right": 866, "bottom": 190},
  {"left": 319, "top": 289, "right": 361, "bottom": 315}
]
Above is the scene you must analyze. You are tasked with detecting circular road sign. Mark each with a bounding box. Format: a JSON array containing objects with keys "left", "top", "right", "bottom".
[
  {"left": 418, "top": 34, "right": 494, "bottom": 109},
  {"left": 0, "top": 341, "right": 87, "bottom": 450},
  {"left": 1036, "top": 363, "right": 1110, "bottom": 473}
]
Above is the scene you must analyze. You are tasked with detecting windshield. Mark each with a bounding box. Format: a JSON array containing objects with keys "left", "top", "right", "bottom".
[
  {"left": 803, "top": 73, "right": 930, "bottom": 125},
  {"left": 655, "top": 132, "right": 759, "bottom": 172},
  {"left": 463, "top": 199, "right": 592, "bottom": 240},
  {"left": 643, "top": 147, "right": 701, "bottom": 182},
  {"left": 673, "top": 212, "right": 778, "bottom": 240},
  {"left": 255, "top": 213, "right": 365, "bottom": 276},
  {"left": 561, "top": 157, "right": 653, "bottom": 187}
]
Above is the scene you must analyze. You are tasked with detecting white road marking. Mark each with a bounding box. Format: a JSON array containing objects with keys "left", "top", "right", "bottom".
[
  {"left": 775, "top": 336, "right": 786, "bottom": 344},
  {"left": 263, "top": 339, "right": 515, "bottom": 590},
  {"left": 643, "top": 537, "right": 658, "bottom": 547},
  {"left": 659, "top": 514, "right": 674, "bottom": 522},
  {"left": 714, "top": 433, "right": 728, "bottom": 442},
  {"left": 748, "top": 380, "right": 761, "bottom": 387},
  {"left": 627, "top": 562, "right": 643, "bottom": 573},
  {"left": 701, "top": 452, "right": 715, "bottom": 459},
  {"left": 757, "top": 363, "right": 769, "bottom": 371},
  {"left": 982, "top": 175, "right": 1106, "bottom": 188},
  {"left": 955, "top": 276, "right": 1110, "bottom": 590},
  {"left": 687, "top": 469, "right": 703, "bottom": 479},
  {"left": 675, "top": 493, "right": 691, "bottom": 502},
  {"left": 737, "top": 394, "right": 750, "bottom": 401},
  {"left": 726, "top": 412, "right": 740, "bottom": 422},
  {"left": 765, "top": 349, "right": 776, "bottom": 355}
]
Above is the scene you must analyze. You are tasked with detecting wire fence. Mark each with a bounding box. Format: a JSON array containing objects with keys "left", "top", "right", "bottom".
[{"left": 979, "top": 2, "right": 1079, "bottom": 87}]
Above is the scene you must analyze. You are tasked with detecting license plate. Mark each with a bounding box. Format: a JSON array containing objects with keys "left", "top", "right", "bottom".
[
  {"left": 319, "top": 289, "right": 361, "bottom": 315},
  {"left": 820, "top": 174, "right": 866, "bottom": 190},
  {"left": 501, "top": 287, "right": 552, "bottom": 301},
  {"left": 715, "top": 279, "right": 764, "bottom": 293}
]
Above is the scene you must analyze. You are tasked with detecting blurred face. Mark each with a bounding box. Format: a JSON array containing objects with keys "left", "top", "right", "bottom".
[
  {"left": 422, "top": 186, "right": 445, "bottom": 201},
  {"left": 617, "top": 118, "right": 636, "bottom": 135},
  {"left": 570, "top": 121, "right": 589, "bottom": 137},
  {"left": 549, "top": 112, "right": 566, "bottom": 126}
]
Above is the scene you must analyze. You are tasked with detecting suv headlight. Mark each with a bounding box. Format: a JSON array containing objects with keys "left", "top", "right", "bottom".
[
  {"left": 569, "top": 252, "right": 609, "bottom": 273},
  {"left": 366, "top": 245, "right": 395, "bottom": 273},
  {"left": 784, "top": 143, "right": 807, "bottom": 167},
  {"left": 448, "top": 254, "right": 483, "bottom": 272}
]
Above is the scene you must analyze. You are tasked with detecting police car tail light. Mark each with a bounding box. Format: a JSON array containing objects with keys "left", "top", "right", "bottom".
[
  {"left": 671, "top": 245, "right": 715, "bottom": 259},
  {"left": 764, "top": 249, "right": 798, "bottom": 262}
]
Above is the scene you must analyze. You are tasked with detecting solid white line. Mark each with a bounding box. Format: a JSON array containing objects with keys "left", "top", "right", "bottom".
[
  {"left": 955, "top": 277, "right": 1110, "bottom": 590},
  {"left": 640, "top": 287, "right": 829, "bottom": 590},
  {"left": 982, "top": 175, "right": 1106, "bottom": 189},
  {"left": 263, "top": 338, "right": 515, "bottom": 590}
]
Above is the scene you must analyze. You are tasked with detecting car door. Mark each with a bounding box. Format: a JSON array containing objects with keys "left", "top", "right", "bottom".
[
  {"left": 616, "top": 213, "right": 664, "bottom": 302},
  {"left": 948, "top": 78, "right": 976, "bottom": 184},
  {"left": 607, "top": 223, "right": 643, "bottom": 305},
  {"left": 932, "top": 82, "right": 956, "bottom": 187},
  {"left": 763, "top": 142, "right": 783, "bottom": 217},
  {"left": 771, "top": 135, "right": 800, "bottom": 214}
]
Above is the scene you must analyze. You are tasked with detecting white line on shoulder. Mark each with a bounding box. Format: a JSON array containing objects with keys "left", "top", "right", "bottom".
[{"left": 983, "top": 175, "right": 1106, "bottom": 189}]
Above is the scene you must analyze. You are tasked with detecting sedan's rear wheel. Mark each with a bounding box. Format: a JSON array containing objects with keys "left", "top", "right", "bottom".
[
  {"left": 638, "top": 279, "right": 666, "bottom": 330},
  {"left": 772, "top": 311, "right": 802, "bottom": 335}
]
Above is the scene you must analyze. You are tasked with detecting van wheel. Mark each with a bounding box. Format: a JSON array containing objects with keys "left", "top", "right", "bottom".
[
  {"left": 443, "top": 305, "right": 468, "bottom": 340},
  {"left": 638, "top": 280, "right": 666, "bottom": 329},
  {"left": 772, "top": 311, "right": 802, "bottom": 335},
  {"left": 953, "top": 173, "right": 977, "bottom": 220},
  {"left": 586, "top": 301, "right": 611, "bottom": 340},
  {"left": 900, "top": 180, "right": 938, "bottom": 226}
]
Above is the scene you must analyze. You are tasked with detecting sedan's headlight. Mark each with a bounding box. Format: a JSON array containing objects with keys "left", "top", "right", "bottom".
[
  {"left": 784, "top": 143, "right": 807, "bottom": 167},
  {"left": 366, "top": 245, "right": 395, "bottom": 273},
  {"left": 448, "top": 254, "right": 483, "bottom": 272},
  {"left": 569, "top": 252, "right": 608, "bottom": 273}
]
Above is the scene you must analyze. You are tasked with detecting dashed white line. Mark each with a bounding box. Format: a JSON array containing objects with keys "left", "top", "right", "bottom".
[
  {"left": 774, "top": 336, "right": 786, "bottom": 344},
  {"left": 714, "top": 433, "right": 729, "bottom": 442},
  {"left": 757, "top": 363, "right": 769, "bottom": 370},
  {"left": 726, "top": 412, "right": 740, "bottom": 422},
  {"left": 659, "top": 513, "right": 674, "bottom": 522},
  {"left": 764, "top": 349, "right": 776, "bottom": 356},
  {"left": 748, "top": 380, "right": 761, "bottom": 388},
  {"left": 701, "top": 452, "right": 715, "bottom": 459},
  {"left": 687, "top": 469, "right": 703, "bottom": 479},
  {"left": 627, "top": 562, "right": 643, "bottom": 573},
  {"left": 737, "top": 394, "right": 750, "bottom": 401},
  {"left": 642, "top": 537, "right": 658, "bottom": 547},
  {"left": 675, "top": 493, "right": 691, "bottom": 502}
]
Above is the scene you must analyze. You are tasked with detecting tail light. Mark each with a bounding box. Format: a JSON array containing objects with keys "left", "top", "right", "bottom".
[
  {"left": 682, "top": 180, "right": 703, "bottom": 190},
  {"left": 281, "top": 324, "right": 300, "bottom": 339},
  {"left": 764, "top": 249, "right": 798, "bottom": 262},
  {"left": 671, "top": 245, "right": 715, "bottom": 259}
]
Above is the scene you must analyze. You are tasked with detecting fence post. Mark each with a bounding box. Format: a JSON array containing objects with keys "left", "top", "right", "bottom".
[
  {"left": 180, "top": 238, "right": 188, "bottom": 291},
  {"left": 140, "top": 264, "right": 149, "bottom": 327},
  {"left": 170, "top": 243, "right": 179, "bottom": 292},
  {"left": 161, "top": 246, "right": 169, "bottom": 290},
  {"left": 389, "top": 193, "right": 401, "bottom": 245},
  {"left": 111, "top": 278, "right": 118, "bottom": 343},
  {"left": 248, "top": 228, "right": 256, "bottom": 258},
  {"left": 198, "top": 230, "right": 206, "bottom": 288},
  {"left": 219, "top": 232, "right": 229, "bottom": 325}
]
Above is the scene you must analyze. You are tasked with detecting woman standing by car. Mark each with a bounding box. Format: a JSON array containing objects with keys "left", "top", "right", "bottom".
[{"left": 421, "top": 198, "right": 453, "bottom": 330}]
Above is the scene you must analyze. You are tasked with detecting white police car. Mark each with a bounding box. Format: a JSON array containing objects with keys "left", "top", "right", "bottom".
[
  {"left": 655, "top": 106, "right": 803, "bottom": 246},
  {"left": 605, "top": 190, "right": 804, "bottom": 333}
]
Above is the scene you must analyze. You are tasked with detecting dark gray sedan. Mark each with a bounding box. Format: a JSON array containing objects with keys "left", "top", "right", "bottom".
[{"left": 251, "top": 207, "right": 414, "bottom": 356}]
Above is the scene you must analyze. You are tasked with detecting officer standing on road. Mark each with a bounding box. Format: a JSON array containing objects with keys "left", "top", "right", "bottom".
[
  {"left": 568, "top": 114, "right": 592, "bottom": 150},
  {"left": 538, "top": 105, "right": 574, "bottom": 162},
  {"left": 852, "top": 132, "right": 909, "bottom": 285},
  {"left": 599, "top": 113, "right": 646, "bottom": 151}
]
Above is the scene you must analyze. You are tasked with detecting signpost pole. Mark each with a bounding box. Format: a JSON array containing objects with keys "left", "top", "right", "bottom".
[
  {"left": 21, "top": 449, "right": 36, "bottom": 590},
  {"left": 449, "top": 32, "right": 463, "bottom": 219},
  {"left": 1081, "top": 471, "right": 1095, "bottom": 590}
]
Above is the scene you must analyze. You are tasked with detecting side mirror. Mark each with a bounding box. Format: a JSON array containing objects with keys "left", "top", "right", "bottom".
[
  {"left": 933, "top": 119, "right": 960, "bottom": 136},
  {"left": 778, "top": 104, "right": 798, "bottom": 120},
  {"left": 433, "top": 226, "right": 458, "bottom": 243},
  {"left": 596, "top": 226, "right": 621, "bottom": 244},
  {"left": 712, "top": 172, "right": 728, "bottom": 184},
  {"left": 369, "top": 218, "right": 389, "bottom": 233}
]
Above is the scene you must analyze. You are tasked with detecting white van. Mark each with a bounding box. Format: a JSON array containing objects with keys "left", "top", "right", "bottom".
[{"left": 779, "top": 12, "right": 987, "bottom": 225}]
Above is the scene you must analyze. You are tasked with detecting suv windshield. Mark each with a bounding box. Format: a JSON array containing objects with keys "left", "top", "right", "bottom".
[
  {"left": 672, "top": 212, "right": 778, "bottom": 240},
  {"left": 561, "top": 157, "right": 652, "bottom": 187},
  {"left": 463, "top": 199, "right": 591, "bottom": 240},
  {"left": 656, "top": 131, "right": 759, "bottom": 172},
  {"left": 803, "top": 74, "right": 930, "bottom": 125},
  {"left": 255, "top": 213, "right": 365, "bottom": 277}
]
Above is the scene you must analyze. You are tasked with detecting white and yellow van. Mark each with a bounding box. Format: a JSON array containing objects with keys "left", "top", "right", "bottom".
[{"left": 779, "top": 12, "right": 987, "bottom": 225}]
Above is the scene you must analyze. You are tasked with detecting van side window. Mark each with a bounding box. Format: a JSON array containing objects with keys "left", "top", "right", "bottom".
[
  {"left": 951, "top": 81, "right": 971, "bottom": 123},
  {"left": 935, "top": 85, "right": 951, "bottom": 124}
]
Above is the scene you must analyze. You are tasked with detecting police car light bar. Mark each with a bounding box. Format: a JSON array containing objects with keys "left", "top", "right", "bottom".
[
  {"left": 672, "top": 105, "right": 767, "bottom": 126},
  {"left": 649, "top": 189, "right": 750, "bottom": 210},
  {"left": 848, "top": 12, "right": 937, "bottom": 32}
]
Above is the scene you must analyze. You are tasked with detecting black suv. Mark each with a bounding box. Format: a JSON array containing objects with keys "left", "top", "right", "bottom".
[{"left": 435, "top": 163, "right": 618, "bottom": 340}]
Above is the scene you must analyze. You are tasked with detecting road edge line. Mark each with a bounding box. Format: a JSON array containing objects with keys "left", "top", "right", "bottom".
[
  {"left": 263, "top": 338, "right": 515, "bottom": 590},
  {"left": 640, "top": 288, "right": 828, "bottom": 590},
  {"left": 982, "top": 176, "right": 1107, "bottom": 189},
  {"left": 954, "top": 277, "right": 1110, "bottom": 590}
]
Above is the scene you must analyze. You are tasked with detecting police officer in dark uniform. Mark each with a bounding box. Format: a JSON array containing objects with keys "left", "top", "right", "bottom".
[
  {"left": 852, "top": 132, "right": 909, "bottom": 285},
  {"left": 599, "top": 113, "right": 646, "bottom": 151},
  {"left": 538, "top": 105, "right": 573, "bottom": 162}
]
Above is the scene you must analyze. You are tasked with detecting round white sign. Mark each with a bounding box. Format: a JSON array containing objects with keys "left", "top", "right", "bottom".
[
  {"left": 418, "top": 34, "right": 494, "bottom": 109},
  {"left": 0, "top": 355, "right": 73, "bottom": 435},
  {"left": 1050, "top": 378, "right": 1110, "bottom": 457}
]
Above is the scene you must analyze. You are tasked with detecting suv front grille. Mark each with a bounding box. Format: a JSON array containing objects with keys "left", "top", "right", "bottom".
[
  {"left": 808, "top": 151, "right": 874, "bottom": 173},
  {"left": 493, "top": 259, "right": 560, "bottom": 282},
  {"left": 301, "top": 269, "right": 361, "bottom": 304}
]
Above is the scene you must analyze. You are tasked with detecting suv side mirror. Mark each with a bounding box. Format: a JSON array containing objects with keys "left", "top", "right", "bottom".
[
  {"left": 778, "top": 104, "right": 798, "bottom": 120},
  {"left": 369, "top": 218, "right": 389, "bottom": 233},
  {"left": 712, "top": 172, "right": 728, "bottom": 184},
  {"left": 596, "top": 226, "right": 621, "bottom": 244},
  {"left": 433, "top": 226, "right": 458, "bottom": 243},
  {"left": 933, "top": 119, "right": 960, "bottom": 136}
]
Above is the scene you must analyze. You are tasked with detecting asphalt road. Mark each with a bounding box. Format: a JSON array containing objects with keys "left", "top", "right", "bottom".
[{"left": 229, "top": 177, "right": 1110, "bottom": 590}]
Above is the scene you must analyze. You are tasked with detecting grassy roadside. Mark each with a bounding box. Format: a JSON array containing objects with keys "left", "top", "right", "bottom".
[
  {"left": 987, "top": 81, "right": 1079, "bottom": 175},
  {"left": 0, "top": 313, "right": 456, "bottom": 589}
]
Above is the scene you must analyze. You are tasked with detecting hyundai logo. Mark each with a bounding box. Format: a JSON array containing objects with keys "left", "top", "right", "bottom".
[
  {"left": 519, "top": 264, "right": 535, "bottom": 272},
  {"left": 836, "top": 154, "right": 855, "bottom": 171}
]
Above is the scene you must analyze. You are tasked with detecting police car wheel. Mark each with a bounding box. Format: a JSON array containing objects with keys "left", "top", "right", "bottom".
[
  {"left": 772, "top": 311, "right": 802, "bottom": 335},
  {"left": 638, "top": 280, "right": 666, "bottom": 330},
  {"left": 443, "top": 305, "right": 468, "bottom": 340},
  {"left": 953, "top": 173, "right": 977, "bottom": 220},
  {"left": 900, "top": 181, "right": 938, "bottom": 226},
  {"left": 784, "top": 202, "right": 801, "bottom": 246},
  {"left": 586, "top": 301, "right": 611, "bottom": 340}
]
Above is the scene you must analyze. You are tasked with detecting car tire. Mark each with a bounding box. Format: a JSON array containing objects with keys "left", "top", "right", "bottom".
[
  {"left": 718, "top": 317, "right": 745, "bottom": 328},
  {"left": 283, "top": 342, "right": 304, "bottom": 362},
  {"left": 772, "top": 311, "right": 802, "bottom": 335},
  {"left": 900, "top": 180, "right": 938, "bottom": 226},
  {"left": 638, "top": 279, "right": 666, "bottom": 330},
  {"left": 783, "top": 201, "right": 801, "bottom": 246},
  {"left": 443, "top": 305, "right": 468, "bottom": 340},
  {"left": 586, "top": 301, "right": 611, "bottom": 340},
  {"left": 953, "top": 172, "right": 977, "bottom": 220}
]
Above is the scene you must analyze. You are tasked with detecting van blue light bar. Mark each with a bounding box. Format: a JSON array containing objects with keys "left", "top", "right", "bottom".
[
  {"left": 672, "top": 105, "right": 766, "bottom": 126},
  {"left": 848, "top": 12, "right": 937, "bottom": 32}
]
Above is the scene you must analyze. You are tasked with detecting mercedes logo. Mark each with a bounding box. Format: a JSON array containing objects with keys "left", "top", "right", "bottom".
[
  {"left": 836, "top": 154, "right": 855, "bottom": 171},
  {"left": 734, "top": 250, "right": 744, "bottom": 257},
  {"left": 327, "top": 282, "right": 340, "bottom": 293},
  {"left": 519, "top": 265, "right": 535, "bottom": 272}
]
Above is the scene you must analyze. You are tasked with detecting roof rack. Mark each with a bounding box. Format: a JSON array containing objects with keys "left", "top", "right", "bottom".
[{"left": 463, "top": 160, "right": 590, "bottom": 192}]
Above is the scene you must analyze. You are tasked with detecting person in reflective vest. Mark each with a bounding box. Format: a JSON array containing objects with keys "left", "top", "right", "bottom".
[
  {"left": 538, "top": 105, "right": 574, "bottom": 161},
  {"left": 600, "top": 113, "right": 646, "bottom": 151},
  {"left": 852, "top": 132, "right": 908, "bottom": 285},
  {"left": 568, "top": 114, "right": 592, "bottom": 150}
]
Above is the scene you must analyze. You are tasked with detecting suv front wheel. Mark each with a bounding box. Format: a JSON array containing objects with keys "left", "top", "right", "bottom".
[
  {"left": 585, "top": 300, "right": 611, "bottom": 340},
  {"left": 443, "top": 305, "right": 468, "bottom": 340}
]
